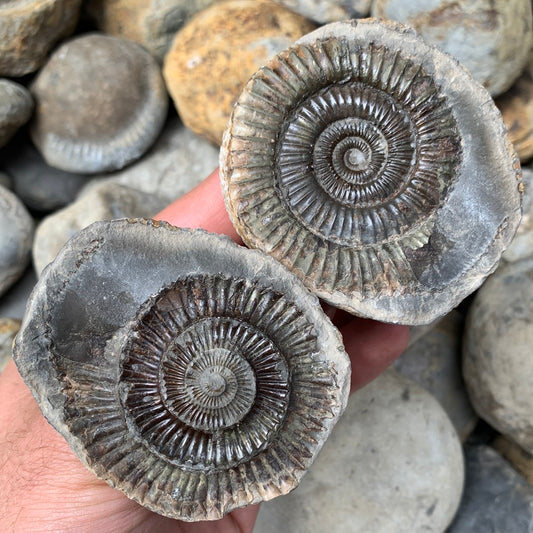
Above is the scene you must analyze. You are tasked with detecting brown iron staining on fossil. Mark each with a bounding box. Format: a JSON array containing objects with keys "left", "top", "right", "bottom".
[
  {"left": 220, "top": 19, "right": 522, "bottom": 325},
  {"left": 13, "top": 219, "right": 350, "bottom": 521}
]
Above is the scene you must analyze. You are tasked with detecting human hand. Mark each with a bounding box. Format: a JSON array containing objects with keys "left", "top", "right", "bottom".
[{"left": 0, "top": 168, "right": 409, "bottom": 532}]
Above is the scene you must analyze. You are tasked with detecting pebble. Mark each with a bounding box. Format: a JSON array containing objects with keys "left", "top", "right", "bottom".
[
  {"left": 503, "top": 167, "right": 533, "bottom": 263},
  {"left": 0, "top": 185, "right": 34, "bottom": 297},
  {"left": 275, "top": 0, "right": 371, "bottom": 23},
  {"left": 463, "top": 258, "right": 533, "bottom": 454},
  {"left": 0, "top": 79, "right": 33, "bottom": 148},
  {"left": 32, "top": 118, "right": 218, "bottom": 274},
  {"left": 0, "top": 0, "right": 82, "bottom": 76},
  {"left": 494, "top": 436, "right": 533, "bottom": 485},
  {"left": 448, "top": 445, "right": 533, "bottom": 532},
  {"left": 163, "top": 0, "right": 315, "bottom": 144},
  {"left": 497, "top": 58, "right": 533, "bottom": 162},
  {"left": 30, "top": 33, "right": 168, "bottom": 174},
  {"left": 0, "top": 317, "right": 21, "bottom": 373},
  {"left": 395, "top": 310, "right": 478, "bottom": 441},
  {"left": 254, "top": 370, "right": 464, "bottom": 533},
  {"left": 371, "top": 0, "right": 533, "bottom": 97},
  {"left": 0, "top": 267, "right": 37, "bottom": 320},
  {"left": 0, "top": 171, "right": 11, "bottom": 190},
  {"left": 84, "top": 0, "right": 218, "bottom": 62},
  {"left": 1, "top": 139, "right": 89, "bottom": 213}
]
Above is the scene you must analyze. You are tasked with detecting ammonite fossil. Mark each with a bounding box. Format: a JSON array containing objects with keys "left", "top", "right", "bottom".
[
  {"left": 220, "top": 19, "right": 523, "bottom": 325},
  {"left": 13, "top": 219, "right": 350, "bottom": 521}
]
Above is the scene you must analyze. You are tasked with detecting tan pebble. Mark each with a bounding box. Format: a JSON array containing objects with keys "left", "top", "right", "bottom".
[
  {"left": 493, "top": 435, "right": 533, "bottom": 485},
  {"left": 497, "top": 59, "right": 533, "bottom": 162},
  {"left": 163, "top": 0, "right": 315, "bottom": 145},
  {"left": 0, "top": 317, "right": 21, "bottom": 373}
]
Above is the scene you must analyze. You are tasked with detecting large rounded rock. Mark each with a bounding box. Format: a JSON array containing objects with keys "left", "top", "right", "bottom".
[
  {"left": 371, "top": 0, "right": 533, "bottom": 97},
  {"left": 163, "top": 0, "right": 315, "bottom": 145},
  {"left": 463, "top": 258, "right": 533, "bottom": 454},
  {"left": 0, "top": 80, "right": 33, "bottom": 148},
  {"left": 84, "top": 0, "right": 218, "bottom": 62},
  {"left": 448, "top": 446, "right": 533, "bottom": 532},
  {"left": 30, "top": 33, "right": 168, "bottom": 174},
  {"left": 274, "top": 0, "right": 371, "bottom": 23},
  {"left": 0, "top": 185, "right": 34, "bottom": 297},
  {"left": 255, "top": 370, "right": 464, "bottom": 533},
  {"left": 0, "top": 0, "right": 82, "bottom": 76},
  {"left": 395, "top": 310, "right": 477, "bottom": 441}
]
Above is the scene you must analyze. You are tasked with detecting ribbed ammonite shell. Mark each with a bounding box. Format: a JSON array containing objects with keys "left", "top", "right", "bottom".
[
  {"left": 13, "top": 219, "right": 349, "bottom": 521},
  {"left": 220, "top": 19, "right": 523, "bottom": 325}
]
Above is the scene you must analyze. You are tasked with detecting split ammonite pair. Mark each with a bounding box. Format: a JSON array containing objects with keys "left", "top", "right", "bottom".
[{"left": 14, "top": 19, "right": 522, "bottom": 521}]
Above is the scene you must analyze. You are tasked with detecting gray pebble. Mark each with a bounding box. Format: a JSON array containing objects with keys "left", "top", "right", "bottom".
[
  {"left": 0, "top": 79, "right": 33, "bottom": 148},
  {"left": 275, "top": 0, "right": 371, "bottom": 23},
  {"left": 0, "top": 267, "right": 37, "bottom": 320},
  {"left": 0, "top": 185, "right": 34, "bottom": 297},
  {"left": 448, "top": 445, "right": 533, "bottom": 532}
]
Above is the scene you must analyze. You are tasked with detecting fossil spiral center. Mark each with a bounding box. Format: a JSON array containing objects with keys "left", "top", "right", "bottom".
[
  {"left": 344, "top": 146, "right": 369, "bottom": 171},
  {"left": 199, "top": 368, "right": 228, "bottom": 396}
]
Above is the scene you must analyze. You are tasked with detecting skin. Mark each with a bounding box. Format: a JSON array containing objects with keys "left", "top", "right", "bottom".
[{"left": 0, "top": 169, "right": 409, "bottom": 532}]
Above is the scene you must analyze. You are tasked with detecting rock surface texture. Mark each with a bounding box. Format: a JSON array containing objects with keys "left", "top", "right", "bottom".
[
  {"left": 14, "top": 219, "right": 350, "bottom": 521},
  {"left": 371, "top": 0, "right": 533, "bottom": 97},
  {"left": 494, "top": 436, "right": 533, "bottom": 485},
  {"left": 30, "top": 33, "right": 168, "bottom": 173},
  {"left": 463, "top": 258, "right": 533, "bottom": 454},
  {"left": 0, "top": 185, "right": 34, "bottom": 297},
  {"left": 274, "top": 0, "right": 371, "bottom": 23},
  {"left": 163, "top": 0, "right": 315, "bottom": 144},
  {"left": 0, "top": 80, "right": 33, "bottom": 148},
  {"left": 255, "top": 370, "right": 464, "bottom": 533},
  {"left": 220, "top": 19, "right": 523, "bottom": 325},
  {"left": 448, "top": 446, "right": 533, "bottom": 532},
  {"left": 394, "top": 310, "right": 477, "bottom": 441},
  {"left": 0, "top": 0, "right": 82, "bottom": 76},
  {"left": 84, "top": 0, "right": 218, "bottom": 62}
]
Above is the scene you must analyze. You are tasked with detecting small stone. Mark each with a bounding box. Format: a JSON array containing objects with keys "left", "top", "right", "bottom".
[
  {"left": 1, "top": 139, "right": 89, "bottom": 213},
  {"left": 497, "top": 58, "right": 533, "bottom": 162},
  {"left": 0, "top": 184, "right": 34, "bottom": 297},
  {"left": 0, "top": 79, "right": 33, "bottom": 148},
  {"left": 494, "top": 435, "right": 533, "bottom": 485},
  {"left": 30, "top": 33, "right": 168, "bottom": 174},
  {"left": 275, "top": 0, "right": 371, "bottom": 23},
  {"left": 255, "top": 370, "right": 464, "bottom": 533},
  {"left": 0, "top": 0, "right": 82, "bottom": 76},
  {"left": 84, "top": 0, "right": 218, "bottom": 62},
  {"left": 0, "top": 171, "right": 12, "bottom": 190},
  {"left": 163, "top": 0, "right": 315, "bottom": 145},
  {"left": 0, "top": 317, "right": 21, "bottom": 373},
  {"left": 395, "top": 310, "right": 478, "bottom": 441},
  {"left": 503, "top": 167, "right": 533, "bottom": 262},
  {"left": 448, "top": 445, "right": 533, "bottom": 532},
  {"left": 371, "top": 0, "right": 533, "bottom": 97},
  {"left": 463, "top": 258, "right": 533, "bottom": 454},
  {"left": 0, "top": 267, "right": 37, "bottom": 320}
]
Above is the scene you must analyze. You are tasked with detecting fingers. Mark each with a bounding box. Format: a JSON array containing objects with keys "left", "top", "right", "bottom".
[
  {"left": 340, "top": 318, "right": 410, "bottom": 393},
  {"left": 154, "top": 168, "right": 242, "bottom": 243}
]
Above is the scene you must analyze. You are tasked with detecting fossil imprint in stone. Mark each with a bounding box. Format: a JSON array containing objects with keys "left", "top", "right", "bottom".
[
  {"left": 13, "top": 219, "right": 350, "bottom": 521},
  {"left": 220, "top": 19, "right": 523, "bottom": 325}
]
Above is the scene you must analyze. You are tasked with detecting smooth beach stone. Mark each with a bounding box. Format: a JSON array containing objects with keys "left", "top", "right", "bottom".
[
  {"left": 255, "top": 370, "right": 464, "bottom": 533},
  {"left": 463, "top": 258, "right": 533, "bottom": 454},
  {"left": 494, "top": 436, "right": 533, "bottom": 485},
  {"left": 0, "top": 267, "right": 37, "bottom": 320},
  {"left": 30, "top": 33, "right": 168, "bottom": 174},
  {"left": 371, "top": 0, "right": 533, "bottom": 97},
  {"left": 395, "top": 310, "right": 477, "bottom": 441},
  {"left": 33, "top": 182, "right": 166, "bottom": 275},
  {"left": 275, "top": 0, "right": 371, "bottom": 23},
  {"left": 0, "top": 317, "right": 21, "bottom": 373},
  {"left": 84, "top": 0, "right": 218, "bottom": 62},
  {"left": 163, "top": 0, "right": 315, "bottom": 145},
  {"left": 0, "top": 185, "right": 34, "bottom": 297},
  {"left": 0, "top": 79, "right": 33, "bottom": 148},
  {"left": 0, "top": 0, "right": 82, "bottom": 76},
  {"left": 448, "top": 446, "right": 533, "bottom": 532},
  {"left": 503, "top": 167, "right": 533, "bottom": 262},
  {"left": 2, "top": 140, "right": 89, "bottom": 213},
  {"left": 497, "top": 58, "right": 533, "bottom": 162}
]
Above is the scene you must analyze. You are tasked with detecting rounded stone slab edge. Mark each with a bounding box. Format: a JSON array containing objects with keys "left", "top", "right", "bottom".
[
  {"left": 220, "top": 18, "right": 522, "bottom": 325},
  {"left": 13, "top": 218, "right": 350, "bottom": 521}
]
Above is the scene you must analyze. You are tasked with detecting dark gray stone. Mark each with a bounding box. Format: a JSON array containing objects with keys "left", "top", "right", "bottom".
[
  {"left": 0, "top": 79, "right": 33, "bottom": 147},
  {"left": 0, "top": 267, "right": 37, "bottom": 320},
  {"left": 448, "top": 445, "right": 533, "bottom": 532}
]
